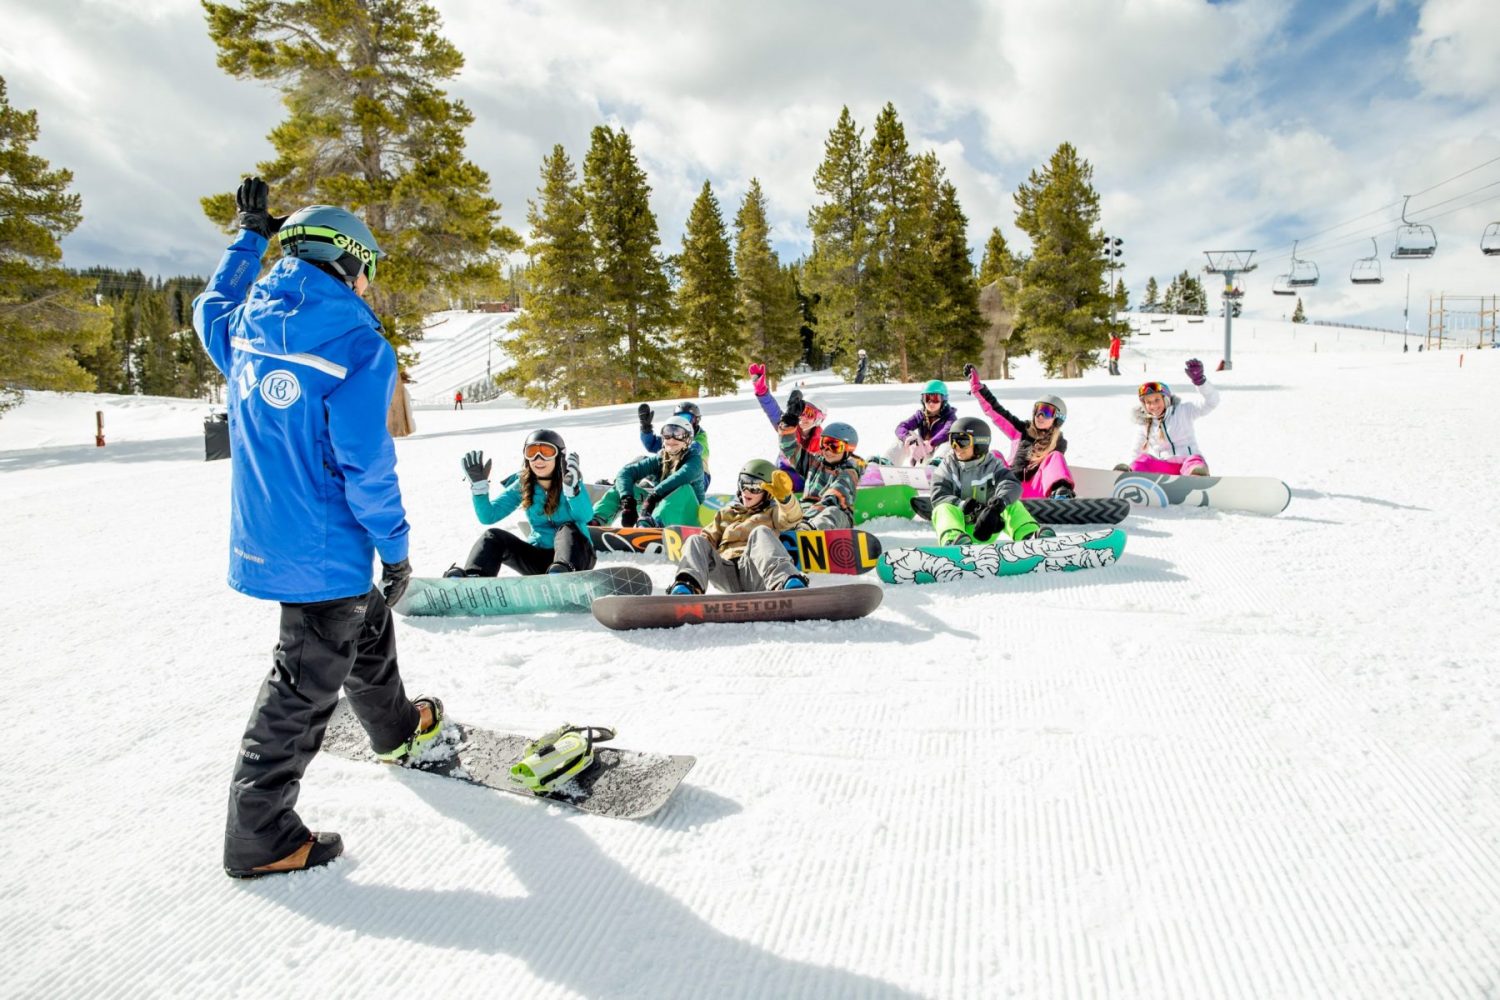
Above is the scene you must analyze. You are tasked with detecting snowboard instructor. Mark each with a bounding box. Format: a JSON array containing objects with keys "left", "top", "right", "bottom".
[{"left": 194, "top": 178, "right": 443, "bottom": 879}]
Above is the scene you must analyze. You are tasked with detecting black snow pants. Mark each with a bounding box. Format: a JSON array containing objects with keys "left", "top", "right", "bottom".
[
  {"left": 223, "top": 587, "right": 419, "bottom": 871},
  {"left": 459, "top": 524, "right": 596, "bottom": 576}
]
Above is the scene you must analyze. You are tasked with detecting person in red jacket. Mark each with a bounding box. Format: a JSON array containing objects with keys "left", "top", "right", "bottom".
[
  {"left": 1108, "top": 335, "right": 1122, "bottom": 376},
  {"left": 454, "top": 390, "right": 464, "bottom": 410}
]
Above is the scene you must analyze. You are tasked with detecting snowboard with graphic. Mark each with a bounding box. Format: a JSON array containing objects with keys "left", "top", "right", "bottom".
[
  {"left": 1070, "top": 466, "right": 1291, "bottom": 515},
  {"left": 321, "top": 700, "right": 693, "bottom": 820},
  {"left": 394, "top": 566, "right": 652, "bottom": 617},
  {"left": 698, "top": 486, "right": 918, "bottom": 526},
  {"left": 587, "top": 525, "right": 666, "bottom": 554},
  {"left": 592, "top": 583, "right": 884, "bottom": 630},
  {"left": 663, "top": 525, "right": 882, "bottom": 576},
  {"left": 909, "top": 494, "right": 1130, "bottom": 525},
  {"left": 877, "top": 528, "right": 1126, "bottom": 585}
]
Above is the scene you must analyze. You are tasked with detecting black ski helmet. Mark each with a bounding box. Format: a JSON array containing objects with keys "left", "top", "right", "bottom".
[
  {"left": 675, "top": 400, "right": 702, "bottom": 430},
  {"left": 524, "top": 428, "right": 566, "bottom": 459},
  {"left": 949, "top": 416, "right": 992, "bottom": 457}
]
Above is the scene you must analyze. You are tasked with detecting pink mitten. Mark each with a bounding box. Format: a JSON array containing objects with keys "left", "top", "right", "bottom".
[{"left": 748, "top": 363, "right": 768, "bottom": 396}]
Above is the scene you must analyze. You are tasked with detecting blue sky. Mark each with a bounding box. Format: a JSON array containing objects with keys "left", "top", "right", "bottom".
[{"left": 3, "top": 0, "right": 1497, "bottom": 329}]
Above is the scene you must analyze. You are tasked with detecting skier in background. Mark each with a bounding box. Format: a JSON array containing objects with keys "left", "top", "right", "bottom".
[
  {"left": 194, "top": 178, "right": 442, "bottom": 879},
  {"left": 445, "top": 429, "right": 596, "bottom": 578},
  {"left": 854, "top": 349, "right": 868, "bottom": 384},
  {"left": 1108, "top": 335, "right": 1122, "bottom": 376},
  {"left": 1117, "top": 358, "right": 1219, "bottom": 476}
]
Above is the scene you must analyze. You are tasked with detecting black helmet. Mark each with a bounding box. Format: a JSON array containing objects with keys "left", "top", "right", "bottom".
[
  {"left": 675, "top": 400, "right": 702, "bottom": 428},
  {"left": 524, "top": 428, "right": 566, "bottom": 459},
  {"left": 949, "top": 416, "right": 992, "bottom": 458}
]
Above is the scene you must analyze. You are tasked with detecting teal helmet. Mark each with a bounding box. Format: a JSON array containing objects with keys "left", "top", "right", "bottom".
[
  {"left": 278, "top": 205, "right": 382, "bottom": 286},
  {"left": 922, "top": 379, "right": 948, "bottom": 400}
]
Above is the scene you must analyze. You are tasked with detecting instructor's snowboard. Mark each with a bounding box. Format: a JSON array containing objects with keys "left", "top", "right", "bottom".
[
  {"left": 1070, "top": 466, "right": 1291, "bottom": 515},
  {"left": 877, "top": 528, "right": 1126, "bottom": 585},
  {"left": 321, "top": 700, "right": 693, "bottom": 820},
  {"left": 395, "top": 566, "right": 652, "bottom": 617},
  {"left": 593, "top": 583, "right": 884, "bottom": 630},
  {"left": 663, "top": 525, "right": 883, "bottom": 575}
]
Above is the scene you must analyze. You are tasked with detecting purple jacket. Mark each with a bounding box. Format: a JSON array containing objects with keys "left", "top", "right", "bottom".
[{"left": 894, "top": 403, "right": 957, "bottom": 445}]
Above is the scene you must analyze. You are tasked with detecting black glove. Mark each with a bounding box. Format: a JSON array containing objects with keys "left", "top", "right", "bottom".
[
  {"left": 620, "top": 494, "right": 638, "bottom": 528},
  {"left": 637, "top": 403, "right": 654, "bottom": 434},
  {"left": 640, "top": 493, "right": 661, "bottom": 519},
  {"left": 963, "top": 363, "right": 976, "bottom": 378},
  {"left": 961, "top": 497, "right": 982, "bottom": 521},
  {"left": 234, "top": 177, "right": 287, "bottom": 239},
  {"left": 461, "top": 449, "right": 491, "bottom": 487},
  {"left": 780, "top": 389, "right": 806, "bottom": 428},
  {"left": 380, "top": 558, "right": 412, "bottom": 608},
  {"left": 974, "top": 479, "right": 1022, "bottom": 539}
]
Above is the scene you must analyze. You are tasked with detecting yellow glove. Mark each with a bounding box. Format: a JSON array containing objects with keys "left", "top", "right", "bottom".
[{"left": 767, "top": 470, "right": 795, "bottom": 502}]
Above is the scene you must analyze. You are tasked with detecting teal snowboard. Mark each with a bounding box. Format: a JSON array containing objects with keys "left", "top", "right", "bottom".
[
  {"left": 877, "top": 529, "right": 1126, "bottom": 585},
  {"left": 394, "top": 566, "right": 652, "bottom": 617}
]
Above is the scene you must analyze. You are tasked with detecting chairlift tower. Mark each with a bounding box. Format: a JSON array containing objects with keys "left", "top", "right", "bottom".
[{"left": 1204, "top": 250, "right": 1257, "bottom": 371}]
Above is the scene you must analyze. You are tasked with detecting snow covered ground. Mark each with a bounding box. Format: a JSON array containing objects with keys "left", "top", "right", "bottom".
[{"left": 3, "top": 319, "right": 1498, "bottom": 999}]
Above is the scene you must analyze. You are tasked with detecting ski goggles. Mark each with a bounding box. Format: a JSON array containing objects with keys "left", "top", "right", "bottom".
[
  {"left": 798, "top": 404, "right": 823, "bottom": 423},
  {"left": 1138, "top": 381, "right": 1169, "bottom": 399},
  {"left": 819, "top": 435, "right": 851, "bottom": 457},
  {"left": 1034, "top": 402, "right": 1059, "bottom": 420},
  {"left": 524, "top": 442, "right": 559, "bottom": 460},
  {"left": 949, "top": 431, "right": 986, "bottom": 450},
  {"left": 737, "top": 474, "right": 769, "bottom": 494},
  {"left": 660, "top": 424, "right": 693, "bottom": 441},
  {"left": 922, "top": 393, "right": 946, "bottom": 405}
]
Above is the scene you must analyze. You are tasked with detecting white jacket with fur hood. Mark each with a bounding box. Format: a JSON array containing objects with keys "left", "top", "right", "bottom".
[{"left": 1132, "top": 380, "right": 1220, "bottom": 458}]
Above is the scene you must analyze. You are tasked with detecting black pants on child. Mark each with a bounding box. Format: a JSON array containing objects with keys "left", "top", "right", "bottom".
[
  {"left": 461, "top": 523, "right": 596, "bottom": 576},
  {"left": 224, "top": 588, "right": 419, "bottom": 871}
]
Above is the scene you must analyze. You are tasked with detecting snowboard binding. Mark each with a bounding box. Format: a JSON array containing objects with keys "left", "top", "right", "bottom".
[{"left": 508, "top": 724, "right": 616, "bottom": 795}]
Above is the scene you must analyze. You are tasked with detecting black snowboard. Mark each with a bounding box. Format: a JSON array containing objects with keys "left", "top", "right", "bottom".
[
  {"left": 910, "top": 495, "right": 1130, "bottom": 525},
  {"left": 321, "top": 700, "right": 694, "bottom": 820},
  {"left": 592, "top": 583, "right": 883, "bottom": 631}
]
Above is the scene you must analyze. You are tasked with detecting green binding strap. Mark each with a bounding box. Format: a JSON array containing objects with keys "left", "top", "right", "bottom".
[{"left": 508, "top": 725, "right": 616, "bottom": 794}]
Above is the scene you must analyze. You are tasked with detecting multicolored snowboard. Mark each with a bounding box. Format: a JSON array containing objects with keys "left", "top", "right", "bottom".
[
  {"left": 909, "top": 494, "right": 1131, "bottom": 525},
  {"left": 394, "top": 566, "right": 653, "bottom": 617},
  {"left": 697, "top": 486, "right": 918, "bottom": 526},
  {"left": 593, "top": 583, "right": 884, "bottom": 630},
  {"left": 1070, "top": 466, "right": 1291, "bottom": 516},
  {"left": 877, "top": 528, "right": 1126, "bottom": 585},
  {"left": 663, "top": 525, "right": 883, "bottom": 576},
  {"left": 321, "top": 700, "right": 693, "bottom": 820},
  {"left": 587, "top": 525, "right": 666, "bottom": 554}
]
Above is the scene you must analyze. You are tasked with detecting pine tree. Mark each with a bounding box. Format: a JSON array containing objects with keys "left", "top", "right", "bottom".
[
  {"left": 499, "top": 145, "right": 603, "bottom": 407},
  {"left": 0, "top": 78, "right": 110, "bottom": 414},
  {"left": 909, "top": 153, "right": 982, "bottom": 379},
  {"left": 977, "top": 227, "right": 1017, "bottom": 286},
  {"left": 583, "top": 125, "right": 676, "bottom": 401},
  {"left": 1143, "top": 276, "right": 1160, "bottom": 311},
  {"left": 1012, "top": 142, "right": 1122, "bottom": 377},
  {"left": 674, "top": 181, "right": 740, "bottom": 395},
  {"left": 733, "top": 179, "right": 802, "bottom": 379},
  {"left": 1114, "top": 278, "right": 1129, "bottom": 313},
  {"left": 865, "top": 103, "right": 922, "bottom": 381},
  {"left": 1292, "top": 297, "right": 1306, "bottom": 323},
  {"left": 201, "top": 0, "right": 518, "bottom": 356},
  {"left": 805, "top": 107, "right": 875, "bottom": 375}
]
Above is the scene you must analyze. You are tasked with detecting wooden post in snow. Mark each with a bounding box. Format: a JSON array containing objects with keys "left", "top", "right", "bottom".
[{"left": 95, "top": 411, "right": 105, "bottom": 447}]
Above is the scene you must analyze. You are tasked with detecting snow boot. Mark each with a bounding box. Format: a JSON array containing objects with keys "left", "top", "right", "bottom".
[
  {"left": 443, "top": 563, "right": 466, "bottom": 579},
  {"left": 225, "top": 831, "right": 344, "bottom": 880},
  {"left": 375, "top": 697, "right": 445, "bottom": 764},
  {"left": 781, "top": 577, "right": 808, "bottom": 590},
  {"left": 668, "top": 576, "right": 702, "bottom": 596},
  {"left": 1048, "top": 483, "right": 1076, "bottom": 499}
]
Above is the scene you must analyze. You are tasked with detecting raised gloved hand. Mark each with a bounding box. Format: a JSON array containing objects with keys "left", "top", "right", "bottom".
[
  {"left": 637, "top": 403, "right": 654, "bottom": 434},
  {"left": 619, "top": 494, "right": 639, "bottom": 528},
  {"left": 766, "top": 470, "right": 795, "bottom": 502},
  {"left": 561, "top": 452, "right": 582, "bottom": 497},
  {"left": 780, "top": 388, "right": 805, "bottom": 427},
  {"left": 964, "top": 362, "right": 983, "bottom": 395},
  {"left": 234, "top": 177, "right": 287, "bottom": 240},
  {"left": 748, "top": 363, "right": 769, "bottom": 397},
  {"left": 1185, "top": 358, "right": 1206, "bottom": 386},
  {"left": 380, "top": 558, "right": 412, "bottom": 608},
  {"left": 461, "top": 449, "right": 491, "bottom": 494}
]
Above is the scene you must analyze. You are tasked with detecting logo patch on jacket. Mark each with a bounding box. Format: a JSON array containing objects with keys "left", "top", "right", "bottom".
[{"left": 259, "top": 369, "right": 302, "bottom": 409}]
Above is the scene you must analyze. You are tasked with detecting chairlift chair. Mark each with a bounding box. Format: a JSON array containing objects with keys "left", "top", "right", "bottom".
[
  {"left": 1287, "top": 240, "right": 1319, "bottom": 287},
  {"left": 1482, "top": 222, "right": 1500, "bottom": 257},
  {"left": 1272, "top": 273, "right": 1295, "bottom": 296},
  {"left": 1350, "top": 237, "right": 1383, "bottom": 285},
  {"left": 1391, "top": 195, "right": 1437, "bottom": 259}
]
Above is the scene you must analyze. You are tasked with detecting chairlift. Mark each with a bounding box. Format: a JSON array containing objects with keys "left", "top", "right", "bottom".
[
  {"left": 1272, "top": 273, "right": 1295, "bottom": 296},
  {"left": 1482, "top": 222, "right": 1500, "bottom": 257},
  {"left": 1287, "top": 240, "right": 1319, "bottom": 287},
  {"left": 1187, "top": 316, "right": 1204, "bottom": 324},
  {"left": 1350, "top": 237, "right": 1383, "bottom": 285},
  {"left": 1222, "top": 281, "right": 1244, "bottom": 300},
  {"left": 1391, "top": 195, "right": 1437, "bottom": 259},
  {"left": 1150, "top": 317, "right": 1167, "bottom": 324}
]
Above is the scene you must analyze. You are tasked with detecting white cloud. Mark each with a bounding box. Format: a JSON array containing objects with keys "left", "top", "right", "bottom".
[{"left": 1406, "top": 0, "right": 1500, "bottom": 100}]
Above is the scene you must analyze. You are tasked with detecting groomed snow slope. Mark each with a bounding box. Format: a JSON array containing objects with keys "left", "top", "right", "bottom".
[{"left": 1, "top": 320, "right": 1497, "bottom": 999}]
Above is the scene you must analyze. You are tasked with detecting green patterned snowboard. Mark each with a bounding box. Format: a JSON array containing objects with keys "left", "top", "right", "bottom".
[{"left": 877, "top": 529, "right": 1126, "bottom": 585}]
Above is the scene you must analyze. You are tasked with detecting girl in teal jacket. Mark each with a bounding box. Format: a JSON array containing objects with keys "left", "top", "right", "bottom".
[{"left": 447, "top": 429, "right": 597, "bottom": 576}]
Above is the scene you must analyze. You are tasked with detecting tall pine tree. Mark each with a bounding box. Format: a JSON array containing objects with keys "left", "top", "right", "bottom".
[
  {"left": 201, "top": 0, "right": 518, "bottom": 355},
  {"left": 583, "top": 125, "right": 675, "bottom": 401},
  {"left": 865, "top": 103, "right": 922, "bottom": 381},
  {"left": 1013, "top": 142, "right": 1123, "bottom": 377},
  {"left": 675, "top": 181, "right": 740, "bottom": 395},
  {"left": 0, "top": 78, "right": 110, "bottom": 415},
  {"left": 733, "top": 179, "right": 802, "bottom": 377},
  {"left": 977, "top": 227, "right": 1017, "bottom": 287},
  {"left": 805, "top": 107, "right": 875, "bottom": 375},
  {"left": 499, "top": 145, "right": 604, "bottom": 407},
  {"left": 909, "top": 152, "right": 982, "bottom": 379},
  {"left": 1143, "top": 275, "right": 1160, "bottom": 311}
]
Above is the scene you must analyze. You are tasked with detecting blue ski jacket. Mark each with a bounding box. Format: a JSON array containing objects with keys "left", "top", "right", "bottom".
[
  {"left": 470, "top": 479, "right": 596, "bottom": 548},
  {"left": 193, "top": 230, "right": 410, "bottom": 603}
]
